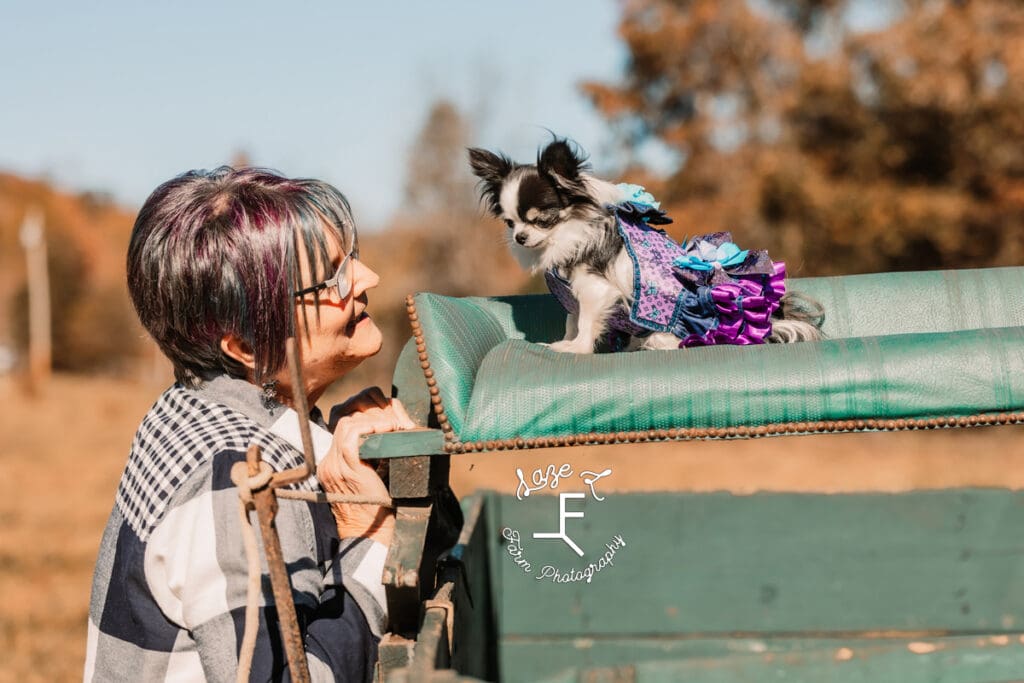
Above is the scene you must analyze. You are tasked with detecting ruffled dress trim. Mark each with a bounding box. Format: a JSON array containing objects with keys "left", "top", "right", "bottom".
[{"left": 679, "top": 261, "right": 786, "bottom": 347}]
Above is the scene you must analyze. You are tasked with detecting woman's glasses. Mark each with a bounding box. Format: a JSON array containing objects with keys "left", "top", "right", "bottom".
[{"left": 294, "top": 248, "right": 355, "bottom": 304}]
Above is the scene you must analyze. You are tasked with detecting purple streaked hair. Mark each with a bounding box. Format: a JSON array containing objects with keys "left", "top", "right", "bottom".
[{"left": 127, "top": 166, "right": 357, "bottom": 387}]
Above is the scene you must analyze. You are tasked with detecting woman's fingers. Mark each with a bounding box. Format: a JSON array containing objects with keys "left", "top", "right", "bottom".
[
  {"left": 334, "top": 412, "right": 401, "bottom": 470},
  {"left": 325, "top": 391, "right": 416, "bottom": 480},
  {"left": 337, "top": 420, "right": 369, "bottom": 471},
  {"left": 391, "top": 399, "right": 415, "bottom": 429},
  {"left": 318, "top": 427, "right": 388, "bottom": 496},
  {"left": 317, "top": 389, "right": 406, "bottom": 545},
  {"left": 329, "top": 386, "right": 391, "bottom": 427},
  {"left": 363, "top": 386, "right": 389, "bottom": 408}
]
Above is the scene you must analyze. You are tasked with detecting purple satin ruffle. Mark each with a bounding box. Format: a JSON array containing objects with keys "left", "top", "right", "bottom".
[{"left": 680, "top": 261, "right": 787, "bottom": 347}]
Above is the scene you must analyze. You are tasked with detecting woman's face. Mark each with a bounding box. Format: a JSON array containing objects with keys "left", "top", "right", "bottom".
[{"left": 283, "top": 227, "right": 383, "bottom": 405}]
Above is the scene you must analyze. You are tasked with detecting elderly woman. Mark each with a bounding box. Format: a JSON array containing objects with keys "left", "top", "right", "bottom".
[{"left": 85, "top": 167, "right": 412, "bottom": 682}]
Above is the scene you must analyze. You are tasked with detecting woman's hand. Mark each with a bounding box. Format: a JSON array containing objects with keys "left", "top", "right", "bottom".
[{"left": 317, "top": 387, "right": 415, "bottom": 547}]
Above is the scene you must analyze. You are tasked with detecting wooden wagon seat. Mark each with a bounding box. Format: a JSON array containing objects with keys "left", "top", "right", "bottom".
[{"left": 392, "top": 266, "right": 1024, "bottom": 451}]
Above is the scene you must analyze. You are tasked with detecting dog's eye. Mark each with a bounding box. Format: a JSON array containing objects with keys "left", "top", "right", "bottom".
[{"left": 504, "top": 219, "right": 515, "bottom": 229}]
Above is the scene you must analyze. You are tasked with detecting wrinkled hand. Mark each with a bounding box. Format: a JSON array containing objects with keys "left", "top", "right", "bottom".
[{"left": 317, "top": 387, "right": 414, "bottom": 547}]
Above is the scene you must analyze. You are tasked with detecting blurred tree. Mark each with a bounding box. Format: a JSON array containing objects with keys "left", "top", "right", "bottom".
[
  {"left": 584, "top": 0, "right": 1024, "bottom": 275},
  {"left": 4, "top": 178, "right": 142, "bottom": 376},
  {"left": 404, "top": 100, "right": 477, "bottom": 216},
  {"left": 230, "top": 149, "right": 253, "bottom": 169},
  {"left": 398, "top": 98, "right": 523, "bottom": 295},
  {"left": 340, "top": 98, "right": 531, "bottom": 394},
  {"left": 11, "top": 219, "right": 139, "bottom": 373}
]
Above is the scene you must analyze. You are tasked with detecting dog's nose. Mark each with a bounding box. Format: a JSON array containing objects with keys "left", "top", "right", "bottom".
[{"left": 514, "top": 232, "right": 527, "bottom": 245}]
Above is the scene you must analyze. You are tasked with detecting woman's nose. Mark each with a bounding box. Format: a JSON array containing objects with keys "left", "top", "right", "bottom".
[{"left": 351, "top": 259, "right": 380, "bottom": 297}]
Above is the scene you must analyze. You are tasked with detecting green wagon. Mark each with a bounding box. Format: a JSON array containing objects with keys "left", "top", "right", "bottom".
[{"left": 364, "top": 265, "right": 1024, "bottom": 682}]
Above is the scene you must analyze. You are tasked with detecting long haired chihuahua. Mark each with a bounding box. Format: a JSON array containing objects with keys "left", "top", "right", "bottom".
[{"left": 469, "top": 138, "right": 824, "bottom": 353}]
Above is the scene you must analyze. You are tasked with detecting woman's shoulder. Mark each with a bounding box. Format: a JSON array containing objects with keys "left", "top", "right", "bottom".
[
  {"left": 115, "top": 384, "right": 301, "bottom": 541},
  {"left": 139, "top": 383, "right": 262, "bottom": 449}
]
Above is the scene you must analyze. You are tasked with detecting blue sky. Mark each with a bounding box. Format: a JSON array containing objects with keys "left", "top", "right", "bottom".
[{"left": 1, "top": 2, "right": 625, "bottom": 229}]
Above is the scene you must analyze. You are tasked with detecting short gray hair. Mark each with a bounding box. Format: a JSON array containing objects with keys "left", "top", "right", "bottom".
[{"left": 127, "top": 166, "right": 357, "bottom": 386}]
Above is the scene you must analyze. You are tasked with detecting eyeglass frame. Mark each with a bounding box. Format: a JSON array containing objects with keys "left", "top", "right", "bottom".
[{"left": 293, "top": 246, "right": 356, "bottom": 303}]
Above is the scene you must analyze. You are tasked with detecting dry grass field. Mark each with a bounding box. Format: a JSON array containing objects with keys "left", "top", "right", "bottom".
[{"left": 1, "top": 373, "right": 1022, "bottom": 682}]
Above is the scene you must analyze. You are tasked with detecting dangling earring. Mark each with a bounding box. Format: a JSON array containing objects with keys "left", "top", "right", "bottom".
[{"left": 260, "top": 379, "right": 279, "bottom": 408}]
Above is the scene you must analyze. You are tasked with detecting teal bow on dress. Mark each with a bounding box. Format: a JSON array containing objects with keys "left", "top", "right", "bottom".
[
  {"left": 673, "top": 240, "right": 749, "bottom": 272},
  {"left": 617, "top": 183, "right": 661, "bottom": 209}
]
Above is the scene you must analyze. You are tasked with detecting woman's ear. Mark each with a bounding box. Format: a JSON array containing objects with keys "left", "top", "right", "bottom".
[{"left": 220, "top": 334, "right": 256, "bottom": 369}]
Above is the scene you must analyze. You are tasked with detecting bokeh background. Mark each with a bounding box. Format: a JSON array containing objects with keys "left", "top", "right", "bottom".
[{"left": 2, "top": 1, "right": 1023, "bottom": 680}]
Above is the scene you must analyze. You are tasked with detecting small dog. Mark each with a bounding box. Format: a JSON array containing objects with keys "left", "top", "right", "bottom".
[{"left": 468, "top": 138, "right": 824, "bottom": 353}]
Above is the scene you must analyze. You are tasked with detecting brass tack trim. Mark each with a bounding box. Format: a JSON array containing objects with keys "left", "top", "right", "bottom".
[
  {"left": 458, "top": 412, "right": 1024, "bottom": 454},
  {"left": 406, "top": 294, "right": 458, "bottom": 443},
  {"left": 626, "top": 413, "right": 988, "bottom": 451}
]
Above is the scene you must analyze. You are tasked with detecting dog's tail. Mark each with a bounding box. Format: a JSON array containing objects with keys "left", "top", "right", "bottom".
[{"left": 769, "top": 292, "right": 826, "bottom": 343}]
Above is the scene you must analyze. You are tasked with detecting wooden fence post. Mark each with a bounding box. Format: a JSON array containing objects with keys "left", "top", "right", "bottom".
[{"left": 19, "top": 208, "right": 51, "bottom": 392}]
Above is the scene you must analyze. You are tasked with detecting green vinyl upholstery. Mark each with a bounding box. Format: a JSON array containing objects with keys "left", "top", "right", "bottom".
[{"left": 396, "top": 266, "right": 1024, "bottom": 444}]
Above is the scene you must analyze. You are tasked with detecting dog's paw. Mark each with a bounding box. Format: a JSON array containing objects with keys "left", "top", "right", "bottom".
[
  {"left": 640, "top": 332, "right": 682, "bottom": 351},
  {"left": 547, "top": 340, "right": 594, "bottom": 354}
]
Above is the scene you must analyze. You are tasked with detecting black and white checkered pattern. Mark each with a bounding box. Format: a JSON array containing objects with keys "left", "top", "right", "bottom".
[
  {"left": 88, "top": 380, "right": 385, "bottom": 681},
  {"left": 116, "top": 386, "right": 314, "bottom": 541}
]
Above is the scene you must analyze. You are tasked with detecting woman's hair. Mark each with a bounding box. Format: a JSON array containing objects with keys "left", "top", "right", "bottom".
[{"left": 127, "top": 166, "right": 357, "bottom": 387}]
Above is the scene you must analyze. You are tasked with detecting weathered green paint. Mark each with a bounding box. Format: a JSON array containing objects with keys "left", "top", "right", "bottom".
[
  {"left": 410, "top": 597, "right": 451, "bottom": 675},
  {"left": 361, "top": 429, "right": 447, "bottom": 460},
  {"left": 386, "top": 497, "right": 497, "bottom": 682},
  {"left": 388, "top": 456, "right": 431, "bottom": 499},
  {"left": 378, "top": 633, "right": 415, "bottom": 679},
  {"left": 385, "top": 504, "right": 432, "bottom": 636},
  {"left": 391, "top": 337, "right": 432, "bottom": 427},
  {"left": 453, "top": 489, "right": 1024, "bottom": 682},
  {"left": 448, "top": 497, "right": 499, "bottom": 681},
  {"left": 504, "top": 635, "right": 1024, "bottom": 683},
  {"left": 482, "top": 490, "right": 1024, "bottom": 637}
]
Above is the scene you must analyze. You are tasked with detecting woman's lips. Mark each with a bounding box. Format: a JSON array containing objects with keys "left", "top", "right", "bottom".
[{"left": 347, "top": 311, "right": 370, "bottom": 333}]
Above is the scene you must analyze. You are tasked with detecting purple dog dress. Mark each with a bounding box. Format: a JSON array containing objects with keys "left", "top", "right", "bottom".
[{"left": 545, "top": 187, "right": 786, "bottom": 350}]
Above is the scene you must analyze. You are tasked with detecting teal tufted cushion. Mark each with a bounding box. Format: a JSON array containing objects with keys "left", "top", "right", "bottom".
[
  {"left": 397, "top": 266, "right": 1024, "bottom": 443},
  {"left": 791, "top": 267, "right": 1024, "bottom": 338},
  {"left": 462, "top": 328, "right": 1024, "bottom": 441}
]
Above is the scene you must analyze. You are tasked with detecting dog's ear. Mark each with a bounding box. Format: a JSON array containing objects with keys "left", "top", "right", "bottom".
[
  {"left": 468, "top": 148, "right": 513, "bottom": 183},
  {"left": 537, "top": 139, "right": 590, "bottom": 200},
  {"left": 468, "top": 148, "right": 514, "bottom": 215}
]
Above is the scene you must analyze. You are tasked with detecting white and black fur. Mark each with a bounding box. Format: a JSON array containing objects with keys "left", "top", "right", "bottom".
[{"left": 469, "top": 139, "right": 824, "bottom": 353}]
